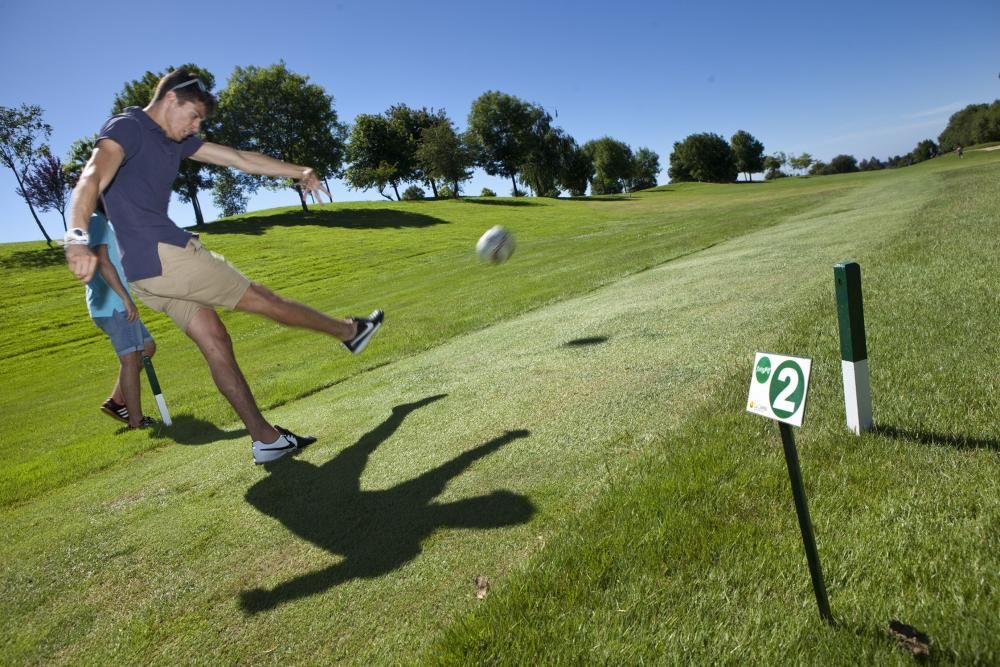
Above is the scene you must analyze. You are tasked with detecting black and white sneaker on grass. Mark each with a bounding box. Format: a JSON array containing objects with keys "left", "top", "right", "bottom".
[
  {"left": 343, "top": 309, "right": 384, "bottom": 355},
  {"left": 252, "top": 426, "right": 316, "bottom": 465},
  {"left": 101, "top": 398, "right": 129, "bottom": 424}
]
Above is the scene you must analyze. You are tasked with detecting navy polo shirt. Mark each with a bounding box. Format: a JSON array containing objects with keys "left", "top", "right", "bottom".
[{"left": 98, "top": 107, "right": 203, "bottom": 281}]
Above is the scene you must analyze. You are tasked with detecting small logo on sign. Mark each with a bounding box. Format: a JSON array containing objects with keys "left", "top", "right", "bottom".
[{"left": 755, "top": 357, "right": 772, "bottom": 383}]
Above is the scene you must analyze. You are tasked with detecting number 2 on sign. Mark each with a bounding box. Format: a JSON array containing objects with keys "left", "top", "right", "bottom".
[{"left": 773, "top": 367, "right": 799, "bottom": 413}]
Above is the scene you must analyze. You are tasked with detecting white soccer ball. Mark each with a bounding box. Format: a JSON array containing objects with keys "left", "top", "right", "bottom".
[{"left": 476, "top": 225, "right": 515, "bottom": 264}]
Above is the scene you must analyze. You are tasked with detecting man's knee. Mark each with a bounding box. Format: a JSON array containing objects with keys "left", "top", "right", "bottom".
[
  {"left": 143, "top": 339, "right": 157, "bottom": 358},
  {"left": 236, "top": 283, "right": 281, "bottom": 314}
]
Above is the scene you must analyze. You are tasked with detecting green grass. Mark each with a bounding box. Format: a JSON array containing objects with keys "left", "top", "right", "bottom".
[{"left": 0, "top": 150, "right": 996, "bottom": 664}]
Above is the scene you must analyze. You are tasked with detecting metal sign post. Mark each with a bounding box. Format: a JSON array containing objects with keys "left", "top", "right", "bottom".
[{"left": 747, "top": 352, "right": 832, "bottom": 624}]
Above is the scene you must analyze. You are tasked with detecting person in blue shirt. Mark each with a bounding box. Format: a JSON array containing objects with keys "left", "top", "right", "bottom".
[{"left": 87, "top": 202, "right": 157, "bottom": 429}]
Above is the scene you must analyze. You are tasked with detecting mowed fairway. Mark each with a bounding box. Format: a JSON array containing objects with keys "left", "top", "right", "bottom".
[{"left": 1, "top": 151, "right": 997, "bottom": 664}]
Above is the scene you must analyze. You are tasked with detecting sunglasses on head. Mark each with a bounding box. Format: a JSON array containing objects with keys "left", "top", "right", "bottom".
[{"left": 170, "top": 77, "right": 208, "bottom": 93}]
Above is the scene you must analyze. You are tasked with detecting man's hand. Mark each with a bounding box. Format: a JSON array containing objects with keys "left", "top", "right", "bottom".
[
  {"left": 298, "top": 168, "right": 331, "bottom": 204},
  {"left": 66, "top": 244, "right": 98, "bottom": 283},
  {"left": 123, "top": 297, "right": 139, "bottom": 322}
]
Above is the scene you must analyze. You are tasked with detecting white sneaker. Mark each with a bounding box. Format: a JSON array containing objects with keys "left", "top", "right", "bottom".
[{"left": 251, "top": 431, "right": 302, "bottom": 464}]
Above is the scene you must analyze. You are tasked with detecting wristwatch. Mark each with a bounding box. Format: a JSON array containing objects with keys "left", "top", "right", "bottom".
[{"left": 63, "top": 228, "right": 90, "bottom": 246}]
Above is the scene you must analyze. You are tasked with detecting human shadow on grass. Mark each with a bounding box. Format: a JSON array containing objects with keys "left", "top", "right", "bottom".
[
  {"left": 239, "top": 394, "right": 534, "bottom": 614},
  {"left": 112, "top": 414, "right": 245, "bottom": 445},
  {"left": 0, "top": 247, "right": 65, "bottom": 270},
  {"left": 198, "top": 208, "right": 447, "bottom": 236},
  {"left": 873, "top": 424, "right": 999, "bottom": 451}
]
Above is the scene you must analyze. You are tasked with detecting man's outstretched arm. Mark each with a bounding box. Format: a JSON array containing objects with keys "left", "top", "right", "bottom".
[
  {"left": 190, "top": 142, "right": 330, "bottom": 203},
  {"left": 65, "top": 140, "right": 125, "bottom": 283}
]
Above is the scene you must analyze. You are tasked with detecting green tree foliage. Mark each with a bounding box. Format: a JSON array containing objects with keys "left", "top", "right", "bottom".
[
  {"left": 519, "top": 122, "right": 571, "bottom": 197},
  {"left": 211, "top": 168, "right": 252, "bottom": 217},
  {"left": 910, "top": 139, "right": 938, "bottom": 163},
  {"left": 345, "top": 114, "right": 410, "bottom": 200},
  {"left": 858, "top": 156, "right": 884, "bottom": 171},
  {"left": 0, "top": 104, "right": 54, "bottom": 245},
  {"left": 63, "top": 135, "right": 96, "bottom": 188},
  {"left": 111, "top": 64, "right": 219, "bottom": 226},
  {"left": 414, "top": 121, "right": 474, "bottom": 197},
  {"left": 812, "top": 154, "right": 859, "bottom": 175},
  {"left": 214, "top": 62, "right": 347, "bottom": 211},
  {"left": 583, "top": 137, "right": 634, "bottom": 195},
  {"left": 19, "top": 153, "right": 70, "bottom": 230},
  {"left": 629, "top": 147, "right": 660, "bottom": 191},
  {"left": 788, "top": 152, "right": 814, "bottom": 175},
  {"left": 730, "top": 130, "right": 765, "bottom": 181},
  {"left": 938, "top": 100, "right": 1000, "bottom": 151},
  {"left": 762, "top": 153, "right": 787, "bottom": 180},
  {"left": 668, "top": 133, "right": 737, "bottom": 183},
  {"left": 401, "top": 185, "right": 425, "bottom": 200},
  {"left": 467, "top": 91, "right": 541, "bottom": 197},
  {"left": 558, "top": 139, "right": 594, "bottom": 197},
  {"left": 386, "top": 105, "right": 449, "bottom": 197}
]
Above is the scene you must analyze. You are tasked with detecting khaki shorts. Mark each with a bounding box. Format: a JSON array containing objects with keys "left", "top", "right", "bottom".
[{"left": 131, "top": 239, "right": 251, "bottom": 331}]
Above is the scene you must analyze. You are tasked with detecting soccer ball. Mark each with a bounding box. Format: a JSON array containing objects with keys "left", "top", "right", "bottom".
[{"left": 476, "top": 225, "right": 515, "bottom": 264}]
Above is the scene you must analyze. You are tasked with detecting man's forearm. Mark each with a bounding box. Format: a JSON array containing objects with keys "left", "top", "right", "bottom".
[{"left": 234, "top": 149, "right": 308, "bottom": 179}]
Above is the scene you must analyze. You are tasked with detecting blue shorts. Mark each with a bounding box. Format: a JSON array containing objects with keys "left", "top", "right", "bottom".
[{"left": 93, "top": 310, "right": 154, "bottom": 356}]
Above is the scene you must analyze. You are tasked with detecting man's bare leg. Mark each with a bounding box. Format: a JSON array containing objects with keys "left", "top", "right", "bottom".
[
  {"left": 185, "top": 307, "right": 279, "bottom": 443},
  {"left": 236, "top": 283, "right": 357, "bottom": 340}
]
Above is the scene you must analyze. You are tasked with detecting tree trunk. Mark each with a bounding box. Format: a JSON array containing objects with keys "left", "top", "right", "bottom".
[
  {"left": 428, "top": 180, "right": 438, "bottom": 198},
  {"left": 453, "top": 180, "right": 460, "bottom": 198},
  {"left": 392, "top": 183, "right": 401, "bottom": 201},
  {"left": 190, "top": 187, "right": 205, "bottom": 226},
  {"left": 296, "top": 185, "right": 309, "bottom": 212},
  {"left": 510, "top": 175, "right": 520, "bottom": 197},
  {"left": 11, "top": 165, "right": 53, "bottom": 247}
]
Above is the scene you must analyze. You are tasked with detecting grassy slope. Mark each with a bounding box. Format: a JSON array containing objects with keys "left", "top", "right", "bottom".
[{"left": 1, "top": 152, "right": 996, "bottom": 664}]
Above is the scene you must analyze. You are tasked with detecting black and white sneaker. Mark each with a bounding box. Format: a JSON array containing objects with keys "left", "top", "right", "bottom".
[
  {"left": 101, "top": 398, "right": 129, "bottom": 424},
  {"left": 252, "top": 426, "right": 316, "bottom": 465},
  {"left": 343, "top": 309, "right": 384, "bottom": 355}
]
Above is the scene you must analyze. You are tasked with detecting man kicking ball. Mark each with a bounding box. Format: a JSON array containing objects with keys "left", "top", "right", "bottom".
[{"left": 64, "top": 68, "right": 383, "bottom": 464}]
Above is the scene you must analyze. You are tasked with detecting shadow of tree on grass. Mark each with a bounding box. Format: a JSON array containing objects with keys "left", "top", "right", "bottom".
[
  {"left": 200, "top": 208, "right": 448, "bottom": 236},
  {"left": 239, "top": 394, "right": 534, "bottom": 613},
  {"left": 0, "top": 247, "right": 64, "bottom": 271}
]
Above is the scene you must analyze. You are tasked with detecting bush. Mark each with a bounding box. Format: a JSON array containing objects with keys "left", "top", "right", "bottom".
[
  {"left": 764, "top": 170, "right": 788, "bottom": 181},
  {"left": 402, "top": 185, "right": 425, "bottom": 201},
  {"left": 511, "top": 188, "right": 525, "bottom": 197},
  {"left": 479, "top": 188, "right": 496, "bottom": 197}
]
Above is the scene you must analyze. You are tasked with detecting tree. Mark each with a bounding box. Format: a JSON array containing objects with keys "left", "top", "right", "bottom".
[
  {"left": 910, "top": 139, "right": 938, "bottom": 163},
  {"left": 828, "top": 154, "right": 859, "bottom": 174},
  {"left": 668, "top": 133, "right": 737, "bottom": 183},
  {"left": 558, "top": 139, "right": 594, "bottom": 197},
  {"left": 858, "top": 156, "right": 884, "bottom": 171},
  {"left": 214, "top": 62, "right": 347, "bottom": 211},
  {"left": 938, "top": 100, "right": 1000, "bottom": 151},
  {"left": 583, "top": 137, "right": 634, "bottom": 195},
  {"left": 0, "top": 104, "right": 54, "bottom": 245},
  {"left": 344, "top": 114, "right": 410, "bottom": 200},
  {"left": 414, "top": 121, "right": 474, "bottom": 197},
  {"left": 762, "top": 153, "right": 787, "bottom": 180},
  {"left": 730, "top": 130, "right": 765, "bottom": 181},
  {"left": 519, "top": 121, "right": 570, "bottom": 197},
  {"left": 19, "top": 153, "right": 71, "bottom": 230},
  {"left": 788, "top": 152, "right": 814, "bottom": 175},
  {"left": 630, "top": 147, "right": 660, "bottom": 191},
  {"left": 111, "top": 64, "right": 219, "bottom": 226},
  {"left": 466, "top": 91, "right": 541, "bottom": 197},
  {"left": 387, "top": 105, "right": 449, "bottom": 197}
]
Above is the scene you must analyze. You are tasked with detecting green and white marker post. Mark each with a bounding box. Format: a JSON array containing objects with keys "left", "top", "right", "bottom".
[
  {"left": 142, "top": 356, "right": 172, "bottom": 426},
  {"left": 834, "top": 262, "right": 872, "bottom": 434},
  {"left": 747, "top": 352, "right": 832, "bottom": 624}
]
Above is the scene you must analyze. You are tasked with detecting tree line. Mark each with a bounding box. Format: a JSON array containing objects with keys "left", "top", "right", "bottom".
[{"left": 1, "top": 62, "right": 663, "bottom": 245}]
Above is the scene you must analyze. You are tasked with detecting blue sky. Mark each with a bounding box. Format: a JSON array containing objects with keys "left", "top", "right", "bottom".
[{"left": 2, "top": 0, "right": 998, "bottom": 244}]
